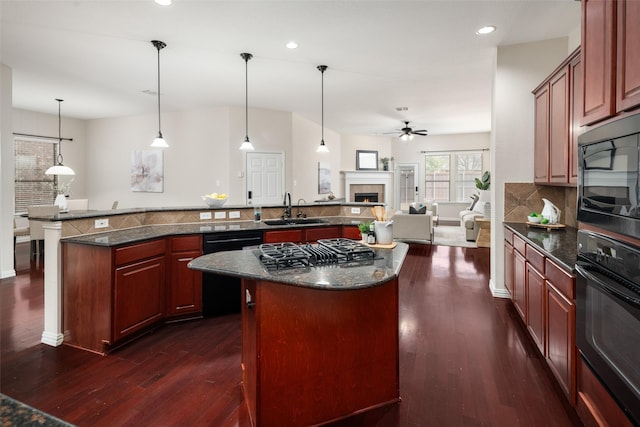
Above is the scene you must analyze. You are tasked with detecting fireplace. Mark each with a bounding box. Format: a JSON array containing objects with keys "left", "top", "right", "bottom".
[
  {"left": 354, "top": 192, "right": 379, "bottom": 203},
  {"left": 341, "top": 170, "right": 393, "bottom": 205}
]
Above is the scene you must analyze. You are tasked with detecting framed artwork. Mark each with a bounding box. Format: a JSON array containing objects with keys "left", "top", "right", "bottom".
[
  {"left": 356, "top": 150, "right": 378, "bottom": 170},
  {"left": 131, "top": 150, "right": 164, "bottom": 192},
  {"left": 318, "top": 162, "right": 331, "bottom": 194}
]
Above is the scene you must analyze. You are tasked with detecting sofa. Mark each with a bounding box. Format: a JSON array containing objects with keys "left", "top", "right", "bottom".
[
  {"left": 392, "top": 202, "right": 437, "bottom": 243},
  {"left": 459, "top": 195, "right": 485, "bottom": 241}
]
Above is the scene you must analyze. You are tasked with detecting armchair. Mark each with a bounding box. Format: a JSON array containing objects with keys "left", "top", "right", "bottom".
[{"left": 392, "top": 210, "right": 434, "bottom": 243}]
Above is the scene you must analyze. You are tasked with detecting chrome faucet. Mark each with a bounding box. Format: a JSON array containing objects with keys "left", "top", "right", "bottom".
[
  {"left": 282, "top": 192, "right": 292, "bottom": 219},
  {"left": 296, "top": 198, "right": 307, "bottom": 218}
]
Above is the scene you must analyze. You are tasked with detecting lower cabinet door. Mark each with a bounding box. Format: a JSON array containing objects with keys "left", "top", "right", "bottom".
[
  {"left": 526, "top": 264, "right": 546, "bottom": 354},
  {"left": 114, "top": 256, "right": 165, "bottom": 341},
  {"left": 168, "top": 250, "right": 203, "bottom": 317},
  {"left": 546, "top": 281, "right": 576, "bottom": 402},
  {"left": 504, "top": 241, "right": 514, "bottom": 297},
  {"left": 513, "top": 250, "right": 527, "bottom": 320}
]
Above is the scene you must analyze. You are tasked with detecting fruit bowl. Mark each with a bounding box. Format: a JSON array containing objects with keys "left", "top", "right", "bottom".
[
  {"left": 202, "top": 195, "right": 227, "bottom": 208},
  {"left": 527, "top": 215, "right": 541, "bottom": 223}
]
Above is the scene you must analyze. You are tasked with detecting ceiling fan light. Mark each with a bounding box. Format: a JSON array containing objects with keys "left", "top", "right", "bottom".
[{"left": 400, "top": 134, "right": 409, "bottom": 141}]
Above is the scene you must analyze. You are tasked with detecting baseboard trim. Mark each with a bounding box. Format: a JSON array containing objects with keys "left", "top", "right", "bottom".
[
  {"left": 41, "top": 331, "right": 64, "bottom": 347},
  {"left": 489, "top": 278, "right": 511, "bottom": 299},
  {"left": 1, "top": 268, "right": 16, "bottom": 279}
]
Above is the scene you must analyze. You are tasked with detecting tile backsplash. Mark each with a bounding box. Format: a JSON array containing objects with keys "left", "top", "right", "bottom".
[{"left": 504, "top": 183, "right": 577, "bottom": 227}]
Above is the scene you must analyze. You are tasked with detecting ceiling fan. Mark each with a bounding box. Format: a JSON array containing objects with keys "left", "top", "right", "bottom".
[{"left": 384, "top": 121, "right": 428, "bottom": 141}]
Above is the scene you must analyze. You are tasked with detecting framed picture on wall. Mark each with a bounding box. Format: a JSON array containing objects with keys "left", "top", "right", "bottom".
[
  {"left": 318, "top": 162, "right": 331, "bottom": 194},
  {"left": 356, "top": 150, "right": 378, "bottom": 170}
]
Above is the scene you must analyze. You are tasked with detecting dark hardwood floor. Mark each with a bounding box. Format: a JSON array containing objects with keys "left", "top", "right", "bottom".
[{"left": 1, "top": 242, "right": 582, "bottom": 426}]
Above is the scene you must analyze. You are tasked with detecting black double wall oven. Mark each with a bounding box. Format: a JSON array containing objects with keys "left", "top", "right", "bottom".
[{"left": 577, "top": 112, "right": 640, "bottom": 426}]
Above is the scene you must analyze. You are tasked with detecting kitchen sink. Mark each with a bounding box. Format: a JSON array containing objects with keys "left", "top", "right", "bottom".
[{"left": 263, "top": 218, "right": 328, "bottom": 226}]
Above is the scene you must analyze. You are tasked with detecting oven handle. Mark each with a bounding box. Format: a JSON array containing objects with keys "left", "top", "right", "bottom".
[{"left": 576, "top": 263, "right": 640, "bottom": 306}]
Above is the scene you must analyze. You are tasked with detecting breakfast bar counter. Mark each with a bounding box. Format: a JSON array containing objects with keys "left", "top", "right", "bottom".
[{"left": 189, "top": 242, "right": 408, "bottom": 427}]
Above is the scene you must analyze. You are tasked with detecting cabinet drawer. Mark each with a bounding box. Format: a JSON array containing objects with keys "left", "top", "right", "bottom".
[
  {"left": 304, "top": 226, "right": 342, "bottom": 242},
  {"left": 115, "top": 239, "right": 166, "bottom": 266},
  {"left": 545, "top": 258, "right": 575, "bottom": 299},
  {"left": 263, "top": 229, "right": 303, "bottom": 244},
  {"left": 513, "top": 234, "right": 526, "bottom": 255},
  {"left": 170, "top": 235, "right": 202, "bottom": 252},
  {"left": 526, "top": 244, "right": 545, "bottom": 274},
  {"left": 504, "top": 227, "right": 514, "bottom": 245}
]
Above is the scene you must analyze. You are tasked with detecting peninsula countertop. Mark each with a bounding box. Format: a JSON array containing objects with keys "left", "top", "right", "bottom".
[{"left": 188, "top": 242, "right": 409, "bottom": 290}]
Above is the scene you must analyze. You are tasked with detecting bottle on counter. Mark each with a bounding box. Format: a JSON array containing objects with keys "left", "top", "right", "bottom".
[{"left": 367, "top": 231, "right": 376, "bottom": 244}]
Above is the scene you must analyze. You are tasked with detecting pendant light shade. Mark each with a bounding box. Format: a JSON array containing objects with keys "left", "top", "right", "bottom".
[
  {"left": 45, "top": 99, "right": 75, "bottom": 176},
  {"left": 240, "top": 52, "right": 255, "bottom": 151},
  {"left": 150, "top": 40, "right": 168, "bottom": 148},
  {"left": 316, "top": 65, "right": 329, "bottom": 153}
]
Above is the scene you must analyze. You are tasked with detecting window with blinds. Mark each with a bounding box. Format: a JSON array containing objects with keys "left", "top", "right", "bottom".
[{"left": 14, "top": 139, "right": 57, "bottom": 212}]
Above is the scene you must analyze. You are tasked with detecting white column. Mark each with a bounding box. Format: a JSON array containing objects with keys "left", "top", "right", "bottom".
[{"left": 41, "top": 221, "right": 64, "bottom": 346}]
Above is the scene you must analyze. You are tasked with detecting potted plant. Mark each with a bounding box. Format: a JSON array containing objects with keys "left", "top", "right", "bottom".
[
  {"left": 474, "top": 171, "right": 490, "bottom": 191},
  {"left": 358, "top": 221, "right": 371, "bottom": 241},
  {"left": 380, "top": 157, "right": 394, "bottom": 171}
]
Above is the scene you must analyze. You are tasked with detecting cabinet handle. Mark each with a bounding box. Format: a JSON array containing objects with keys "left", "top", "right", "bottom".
[
  {"left": 245, "top": 289, "right": 255, "bottom": 309},
  {"left": 178, "top": 257, "right": 194, "bottom": 262}
]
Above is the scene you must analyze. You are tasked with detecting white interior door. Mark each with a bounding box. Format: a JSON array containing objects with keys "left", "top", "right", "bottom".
[
  {"left": 246, "top": 152, "right": 284, "bottom": 205},
  {"left": 395, "top": 163, "right": 419, "bottom": 210}
]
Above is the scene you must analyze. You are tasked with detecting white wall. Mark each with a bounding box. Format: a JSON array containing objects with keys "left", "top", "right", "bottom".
[
  {"left": 340, "top": 134, "right": 392, "bottom": 172},
  {"left": 490, "top": 37, "right": 570, "bottom": 296},
  {"left": 291, "top": 113, "right": 341, "bottom": 202}
]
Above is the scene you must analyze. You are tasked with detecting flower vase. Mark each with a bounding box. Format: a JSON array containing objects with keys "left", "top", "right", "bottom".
[{"left": 54, "top": 194, "right": 67, "bottom": 211}]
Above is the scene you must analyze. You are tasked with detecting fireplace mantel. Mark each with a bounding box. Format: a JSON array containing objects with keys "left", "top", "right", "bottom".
[{"left": 341, "top": 170, "right": 394, "bottom": 205}]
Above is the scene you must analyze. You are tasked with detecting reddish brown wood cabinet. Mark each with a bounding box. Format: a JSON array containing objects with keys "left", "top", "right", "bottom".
[
  {"left": 114, "top": 255, "right": 165, "bottom": 342},
  {"left": 63, "top": 238, "right": 167, "bottom": 354},
  {"left": 581, "top": 0, "right": 640, "bottom": 125},
  {"left": 504, "top": 239, "right": 514, "bottom": 298},
  {"left": 512, "top": 235, "right": 527, "bottom": 320},
  {"left": 241, "top": 278, "right": 399, "bottom": 427},
  {"left": 545, "top": 258, "right": 576, "bottom": 403},
  {"left": 526, "top": 261, "right": 545, "bottom": 354},
  {"left": 533, "top": 49, "right": 580, "bottom": 186},
  {"left": 570, "top": 54, "right": 583, "bottom": 184},
  {"left": 504, "top": 227, "right": 577, "bottom": 404},
  {"left": 167, "top": 235, "right": 202, "bottom": 318},
  {"left": 342, "top": 225, "right": 362, "bottom": 240},
  {"left": 616, "top": 0, "right": 640, "bottom": 113},
  {"left": 263, "top": 229, "right": 303, "bottom": 243},
  {"left": 304, "top": 226, "right": 341, "bottom": 242}
]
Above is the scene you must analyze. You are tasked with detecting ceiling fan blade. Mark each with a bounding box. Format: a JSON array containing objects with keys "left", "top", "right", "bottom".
[
  {"left": 413, "top": 129, "right": 428, "bottom": 133},
  {"left": 414, "top": 132, "right": 428, "bottom": 136}
]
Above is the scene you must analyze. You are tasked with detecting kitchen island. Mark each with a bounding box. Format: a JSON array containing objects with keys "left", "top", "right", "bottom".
[{"left": 189, "top": 241, "right": 408, "bottom": 427}]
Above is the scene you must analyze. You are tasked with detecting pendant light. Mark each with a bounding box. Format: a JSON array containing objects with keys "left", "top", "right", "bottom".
[
  {"left": 150, "top": 40, "right": 169, "bottom": 148},
  {"left": 316, "top": 65, "right": 329, "bottom": 153},
  {"left": 239, "top": 52, "right": 255, "bottom": 151},
  {"left": 45, "top": 99, "right": 75, "bottom": 176}
]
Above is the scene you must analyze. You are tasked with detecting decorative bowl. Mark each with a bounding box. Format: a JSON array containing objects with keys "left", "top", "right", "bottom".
[
  {"left": 527, "top": 215, "right": 541, "bottom": 223},
  {"left": 202, "top": 196, "right": 227, "bottom": 208}
]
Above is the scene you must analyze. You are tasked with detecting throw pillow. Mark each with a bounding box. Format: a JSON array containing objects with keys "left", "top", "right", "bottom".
[{"left": 409, "top": 206, "right": 427, "bottom": 215}]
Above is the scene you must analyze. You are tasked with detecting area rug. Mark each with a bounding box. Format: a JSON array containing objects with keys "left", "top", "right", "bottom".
[{"left": 432, "top": 225, "right": 478, "bottom": 248}]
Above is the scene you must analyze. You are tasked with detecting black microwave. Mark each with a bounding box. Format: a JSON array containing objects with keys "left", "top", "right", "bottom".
[{"left": 578, "top": 113, "right": 640, "bottom": 239}]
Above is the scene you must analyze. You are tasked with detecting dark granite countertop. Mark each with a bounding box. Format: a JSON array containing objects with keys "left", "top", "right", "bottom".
[
  {"left": 28, "top": 201, "right": 382, "bottom": 221},
  {"left": 188, "top": 242, "right": 409, "bottom": 290},
  {"left": 504, "top": 222, "right": 578, "bottom": 273},
  {"left": 61, "top": 217, "right": 368, "bottom": 247}
]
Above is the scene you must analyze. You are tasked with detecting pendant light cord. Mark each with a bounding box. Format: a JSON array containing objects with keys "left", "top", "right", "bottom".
[
  {"left": 318, "top": 65, "right": 328, "bottom": 144},
  {"left": 56, "top": 98, "right": 64, "bottom": 164},
  {"left": 152, "top": 40, "right": 166, "bottom": 138},
  {"left": 241, "top": 53, "right": 253, "bottom": 140}
]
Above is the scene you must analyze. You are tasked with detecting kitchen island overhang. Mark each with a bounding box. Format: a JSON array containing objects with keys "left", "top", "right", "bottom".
[{"left": 188, "top": 242, "right": 408, "bottom": 427}]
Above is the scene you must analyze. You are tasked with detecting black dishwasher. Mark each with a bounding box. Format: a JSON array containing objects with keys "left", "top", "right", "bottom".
[{"left": 202, "top": 230, "right": 263, "bottom": 316}]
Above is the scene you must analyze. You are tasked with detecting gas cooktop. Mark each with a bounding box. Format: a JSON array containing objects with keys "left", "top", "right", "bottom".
[{"left": 258, "top": 238, "right": 376, "bottom": 271}]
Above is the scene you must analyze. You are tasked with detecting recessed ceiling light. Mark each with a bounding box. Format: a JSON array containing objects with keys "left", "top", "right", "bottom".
[
  {"left": 286, "top": 41, "right": 298, "bottom": 49},
  {"left": 154, "top": 0, "right": 172, "bottom": 6},
  {"left": 476, "top": 26, "right": 496, "bottom": 35}
]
